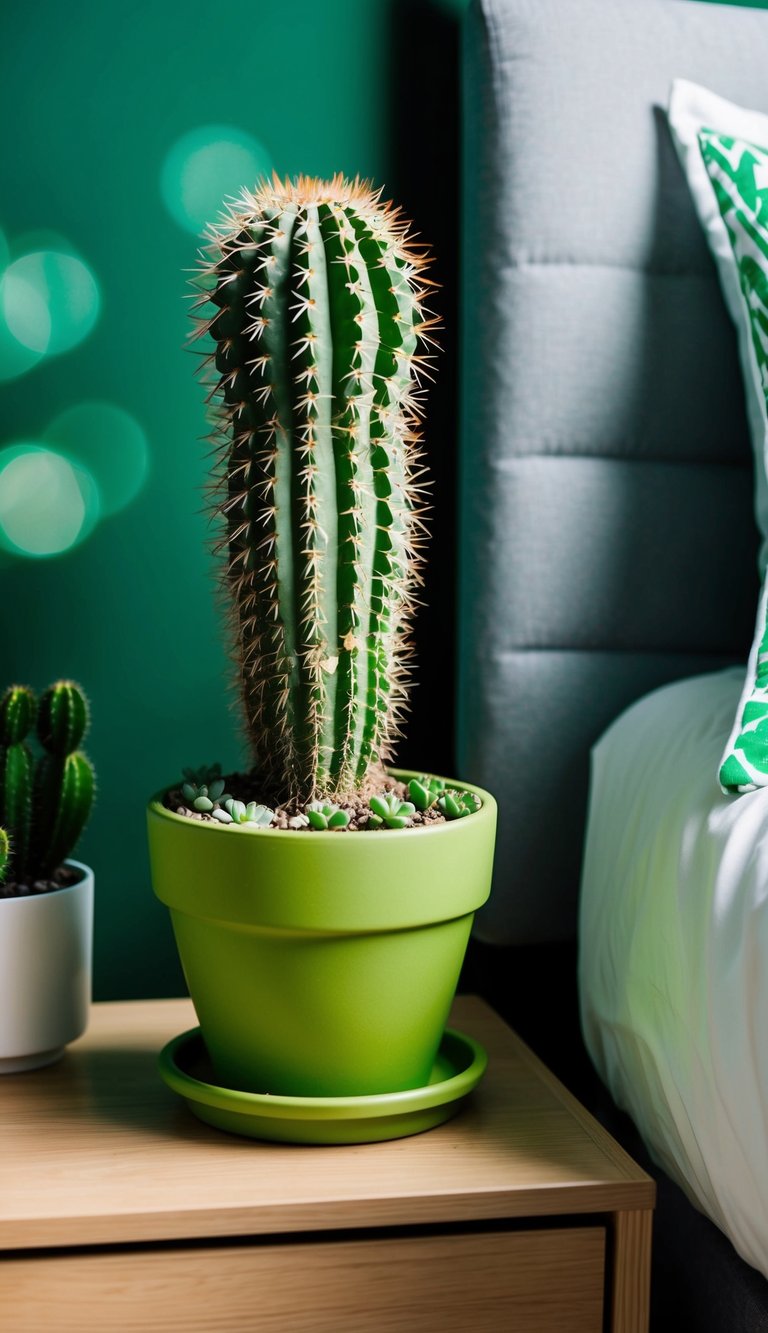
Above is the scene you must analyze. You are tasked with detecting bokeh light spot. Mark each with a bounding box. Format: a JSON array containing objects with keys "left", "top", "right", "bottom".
[
  {"left": 2, "top": 265, "right": 51, "bottom": 354},
  {"left": 3, "top": 251, "right": 100, "bottom": 356},
  {"left": 44, "top": 402, "right": 150, "bottom": 516},
  {"left": 161, "top": 125, "right": 273, "bottom": 234},
  {"left": 0, "top": 300, "right": 46, "bottom": 381},
  {"left": 0, "top": 445, "right": 100, "bottom": 558}
]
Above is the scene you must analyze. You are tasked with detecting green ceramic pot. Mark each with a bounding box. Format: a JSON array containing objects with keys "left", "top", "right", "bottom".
[{"left": 147, "top": 770, "right": 496, "bottom": 1098}]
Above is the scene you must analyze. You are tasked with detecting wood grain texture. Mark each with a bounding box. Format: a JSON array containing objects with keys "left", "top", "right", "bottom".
[
  {"left": 0, "top": 996, "right": 654, "bottom": 1250},
  {"left": 611, "top": 1209, "right": 653, "bottom": 1333},
  {"left": 0, "top": 1228, "right": 605, "bottom": 1333}
]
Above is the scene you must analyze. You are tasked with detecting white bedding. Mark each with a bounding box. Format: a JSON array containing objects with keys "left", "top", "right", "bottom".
[{"left": 579, "top": 667, "right": 768, "bottom": 1277}]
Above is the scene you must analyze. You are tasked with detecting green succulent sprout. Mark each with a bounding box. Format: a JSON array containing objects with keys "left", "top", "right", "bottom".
[
  {"left": 181, "top": 777, "right": 232, "bottom": 814},
  {"left": 306, "top": 800, "right": 350, "bottom": 831},
  {"left": 368, "top": 793, "right": 415, "bottom": 830},
  {"left": 195, "top": 174, "right": 436, "bottom": 806},
  {"left": 223, "top": 798, "right": 274, "bottom": 828},
  {"left": 438, "top": 789, "right": 479, "bottom": 821},
  {"left": 407, "top": 775, "right": 446, "bottom": 811}
]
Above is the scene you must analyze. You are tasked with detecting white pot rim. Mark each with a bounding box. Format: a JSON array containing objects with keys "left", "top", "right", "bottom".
[{"left": 0, "top": 860, "right": 93, "bottom": 904}]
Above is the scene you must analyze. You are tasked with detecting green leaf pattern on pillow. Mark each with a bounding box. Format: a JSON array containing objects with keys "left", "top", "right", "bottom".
[{"left": 698, "top": 130, "right": 768, "bottom": 790}]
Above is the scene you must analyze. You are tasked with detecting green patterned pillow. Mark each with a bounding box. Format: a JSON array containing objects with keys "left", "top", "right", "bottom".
[
  {"left": 669, "top": 81, "right": 768, "bottom": 793},
  {"left": 698, "top": 129, "right": 768, "bottom": 791}
]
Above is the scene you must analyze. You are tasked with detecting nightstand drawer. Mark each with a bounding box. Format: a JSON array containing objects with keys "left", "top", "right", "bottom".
[{"left": 2, "top": 1226, "right": 605, "bottom": 1332}]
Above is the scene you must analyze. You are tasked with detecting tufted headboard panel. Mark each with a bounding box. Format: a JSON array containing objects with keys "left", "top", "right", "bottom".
[{"left": 458, "top": 0, "right": 768, "bottom": 944}]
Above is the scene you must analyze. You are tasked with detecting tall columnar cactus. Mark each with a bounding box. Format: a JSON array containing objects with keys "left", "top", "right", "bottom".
[
  {"left": 34, "top": 682, "right": 95, "bottom": 880},
  {"left": 194, "top": 175, "right": 436, "bottom": 802},
  {"left": 0, "top": 686, "right": 36, "bottom": 880}
]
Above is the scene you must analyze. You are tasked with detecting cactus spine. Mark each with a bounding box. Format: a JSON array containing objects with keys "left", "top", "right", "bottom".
[
  {"left": 0, "top": 686, "right": 36, "bottom": 880},
  {"left": 195, "top": 176, "right": 436, "bottom": 802},
  {"left": 34, "top": 683, "right": 95, "bottom": 879}
]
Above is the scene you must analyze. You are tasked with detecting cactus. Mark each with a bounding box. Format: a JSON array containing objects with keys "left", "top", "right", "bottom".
[
  {"left": 223, "top": 798, "right": 274, "bottom": 828},
  {"left": 33, "top": 682, "right": 95, "bottom": 880},
  {"left": 0, "top": 686, "right": 36, "bottom": 880},
  {"left": 194, "top": 175, "right": 437, "bottom": 804},
  {"left": 0, "top": 681, "right": 94, "bottom": 883}
]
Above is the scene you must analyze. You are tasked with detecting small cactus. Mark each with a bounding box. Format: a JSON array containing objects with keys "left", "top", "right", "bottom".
[
  {"left": 437, "top": 789, "right": 479, "bottom": 821},
  {"left": 34, "top": 682, "right": 96, "bottom": 879},
  {"left": 408, "top": 775, "right": 445, "bottom": 812},
  {"left": 195, "top": 175, "right": 437, "bottom": 805},
  {"left": 368, "top": 792, "right": 415, "bottom": 830},
  {"left": 0, "top": 681, "right": 94, "bottom": 883},
  {"left": 306, "top": 800, "right": 350, "bottom": 831}
]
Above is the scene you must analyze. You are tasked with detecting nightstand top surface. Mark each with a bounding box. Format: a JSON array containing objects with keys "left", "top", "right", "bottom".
[{"left": 0, "top": 995, "right": 653, "bottom": 1250}]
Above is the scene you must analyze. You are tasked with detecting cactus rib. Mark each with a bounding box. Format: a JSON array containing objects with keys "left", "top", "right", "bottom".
[{"left": 0, "top": 686, "right": 36, "bottom": 880}]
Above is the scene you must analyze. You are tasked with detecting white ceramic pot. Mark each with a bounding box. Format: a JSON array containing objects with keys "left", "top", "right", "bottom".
[{"left": 0, "top": 861, "right": 93, "bottom": 1073}]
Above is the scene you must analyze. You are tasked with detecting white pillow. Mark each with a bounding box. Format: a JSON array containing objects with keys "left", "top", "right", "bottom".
[{"left": 669, "top": 81, "right": 768, "bottom": 791}]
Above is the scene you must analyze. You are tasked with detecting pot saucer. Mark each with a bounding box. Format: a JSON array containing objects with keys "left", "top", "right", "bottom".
[{"left": 159, "top": 1026, "right": 487, "bottom": 1145}]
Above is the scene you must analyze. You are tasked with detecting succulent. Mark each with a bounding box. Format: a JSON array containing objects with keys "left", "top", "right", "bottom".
[
  {"left": 368, "top": 792, "right": 415, "bottom": 830},
  {"left": 0, "top": 681, "right": 94, "bottom": 883},
  {"left": 437, "top": 789, "right": 479, "bottom": 821},
  {"left": 194, "top": 175, "right": 437, "bottom": 805},
  {"left": 407, "top": 775, "right": 445, "bottom": 812},
  {"left": 181, "top": 777, "right": 231, "bottom": 813},
  {"left": 306, "top": 800, "right": 350, "bottom": 831},
  {"left": 211, "top": 807, "right": 234, "bottom": 824},
  {"left": 223, "top": 798, "right": 274, "bottom": 828}
]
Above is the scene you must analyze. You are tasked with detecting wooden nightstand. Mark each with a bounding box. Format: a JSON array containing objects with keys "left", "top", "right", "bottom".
[{"left": 0, "top": 996, "right": 653, "bottom": 1332}]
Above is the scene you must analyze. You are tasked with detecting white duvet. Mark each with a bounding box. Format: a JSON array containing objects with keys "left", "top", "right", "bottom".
[{"left": 579, "top": 667, "right": 768, "bottom": 1277}]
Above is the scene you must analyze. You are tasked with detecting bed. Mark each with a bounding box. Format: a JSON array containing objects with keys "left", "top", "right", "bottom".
[
  {"left": 458, "top": 0, "right": 768, "bottom": 1326},
  {"left": 580, "top": 668, "right": 768, "bottom": 1279}
]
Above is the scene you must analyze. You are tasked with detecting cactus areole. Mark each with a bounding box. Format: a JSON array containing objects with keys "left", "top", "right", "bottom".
[{"left": 194, "top": 175, "right": 437, "bottom": 806}]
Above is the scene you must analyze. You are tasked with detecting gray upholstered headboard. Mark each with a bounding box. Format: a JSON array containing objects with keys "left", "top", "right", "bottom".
[{"left": 458, "top": 0, "right": 768, "bottom": 945}]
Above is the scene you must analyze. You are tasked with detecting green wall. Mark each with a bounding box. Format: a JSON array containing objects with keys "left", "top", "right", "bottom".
[{"left": 0, "top": 0, "right": 418, "bottom": 998}]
